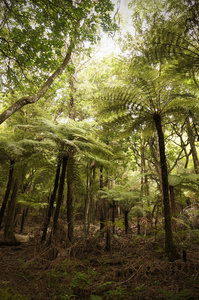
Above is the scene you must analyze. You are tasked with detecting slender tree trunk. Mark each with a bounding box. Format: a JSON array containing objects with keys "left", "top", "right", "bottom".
[
  {"left": 186, "top": 116, "right": 199, "bottom": 174},
  {"left": 112, "top": 200, "right": 116, "bottom": 234},
  {"left": 105, "top": 227, "right": 111, "bottom": 251},
  {"left": 169, "top": 185, "right": 177, "bottom": 230},
  {"left": 41, "top": 157, "right": 61, "bottom": 242},
  {"left": 91, "top": 164, "right": 96, "bottom": 224},
  {"left": 149, "top": 135, "right": 164, "bottom": 214},
  {"left": 89, "top": 164, "right": 94, "bottom": 226},
  {"left": 137, "top": 218, "right": 141, "bottom": 235},
  {"left": 84, "top": 163, "right": 90, "bottom": 237},
  {"left": 69, "top": 74, "right": 77, "bottom": 120},
  {"left": 153, "top": 113, "right": 179, "bottom": 261},
  {"left": 124, "top": 211, "right": 129, "bottom": 234},
  {"left": 169, "top": 185, "right": 176, "bottom": 216},
  {"left": 4, "top": 178, "right": 20, "bottom": 245},
  {"left": 52, "top": 156, "right": 68, "bottom": 235},
  {"left": 99, "top": 165, "right": 105, "bottom": 231},
  {"left": 67, "top": 156, "right": 74, "bottom": 242},
  {"left": 20, "top": 207, "right": 29, "bottom": 234},
  {"left": 0, "top": 160, "right": 15, "bottom": 228}
]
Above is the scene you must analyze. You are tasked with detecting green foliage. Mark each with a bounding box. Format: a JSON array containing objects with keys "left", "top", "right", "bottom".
[
  {"left": 113, "top": 220, "right": 125, "bottom": 230},
  {"left": 160, "top": 288, "right": 194, "bottom": 300},
  {"left": 168, "top": 174, "right": 182, "bottom": 187},
  {"left": 70, "top": 271, "right": 93, "bottom": 289},
  {"left": 191, "top": 229, "right": 199, "bottom": 244},
  {"left": 174, "top": 229, "right": 199, "bottom": 247},
  {"left": 90, "top": 295, "right": 103, "bottom": 300},
  {"left": 0, "top": 0, "right": 117, "bottom": 90},
  {"left": 104, "top": 287, "right": 128, "bottom": 299},
  {"left": 131, "top": 205, "right": 144, "bottom": 218},
  {"left": 172, "top": 217, "right": 190, "bottom": 229},
  {"left": 0, "top": 288, "right": 29, "bottom": 300},
  {"left": 133, "top": 284, "right": 146, "bottom": 297},
  {"left": 98, "top": 281, "right": 115, "bottom": 288}
]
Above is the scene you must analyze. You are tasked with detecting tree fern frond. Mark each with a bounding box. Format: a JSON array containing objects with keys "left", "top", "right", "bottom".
[
  {"left": 32, "top": 168, "right": 54, "bottom": 190},
  {"left": 82, "top": 152, "right": 111, "bottom": 166},
  {"left": 145, "top": 28, "right": 199, "bottom": 71}
]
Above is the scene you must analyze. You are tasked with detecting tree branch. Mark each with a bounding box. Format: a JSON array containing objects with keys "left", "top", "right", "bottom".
[{"left": 0, "top": 41, "right": 74, "bottom": 125}]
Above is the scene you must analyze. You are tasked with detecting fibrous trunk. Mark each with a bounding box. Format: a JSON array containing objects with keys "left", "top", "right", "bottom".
[
  {"left": 52, "top": 155, "right": 68, "bottom": 235},
  {"left": 124, "top": 211, "right": 129, "bottom": 234},
  {"left": 0, "top": 160, "right": 15, "bottom": 228},
  {"left": 4, "top": 178, "right": 20, "bottom": 245},
  {"left": 67, "top": 156, "right": 74, "bottom": 242},
  {"left": 186, "top": 116, "right": 199, "bottom": 174},
  {"left": 153, "top": 113, "right": 179, "bottom": 261},
  {"left": 41, "top": 157, "right": 61, "bottom": 242}
]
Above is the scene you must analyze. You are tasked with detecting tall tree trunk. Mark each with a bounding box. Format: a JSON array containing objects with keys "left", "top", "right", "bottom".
[
  {"left": 141, "top": 140, "right": 151, "bottom": 225},
  {"left": 4, "top": 178, "right": 20, "bottom": 245},
  {"left": 99, "top": 165, "right": 105, "bottom": 231},
  {"left": 52, "top": 156, "right": 68, "bottom": 235},
  {"left": 124, "top": 211, "right": 129, "bottom": 234},
  {"left": 41, "top": 157, "right": 61, "bottom": 242},
  {"left": 149, "top": 135, "right": 164, "bottom": 214},
  {"left": 186, "top": 116, "right": 199, "bottom": 174},
  {"left": 67, "top": 156, "right": 74, "bottom": 242},
  {"left": 84, "top": 163, "right": 90, "bottom": 237},
  {"left": 67, "top": 67, "right": 76, "bottom": 242},
  {"left": 91, "top": 164, "right": 96, "bottom": 224},
  {"left": 153, "top": 113, "right": 179, "bottom": 261},
  {"left": 0, "top": 159, "right": 15, "bottom": 229},
  {"left": 169, "top": 185, "right": 177, "bottom": 230},
  {"left": 20, "top": 207, "right": 29, "bottom": 234},
  {"left": 112, "top": 200, "right": 116, "bottom": 234},
  {"left": 169, "top": 185, "right": 176, "bottom": 216},
  {"left": 69, "top": 74, "right": 76, "bottom": 120}
]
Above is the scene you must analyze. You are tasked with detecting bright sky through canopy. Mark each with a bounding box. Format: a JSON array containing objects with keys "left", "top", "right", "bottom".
[{"left": 98, "top": 0, "right": 134, "bottom": 57}]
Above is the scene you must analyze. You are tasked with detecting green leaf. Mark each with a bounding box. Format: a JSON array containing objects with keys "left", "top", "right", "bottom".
[
  {"left": 90, "top": 296, "right": 103, "bottom": 300},
  {"left": 168, "top": 174, "right": 182, "bottom": 186}
]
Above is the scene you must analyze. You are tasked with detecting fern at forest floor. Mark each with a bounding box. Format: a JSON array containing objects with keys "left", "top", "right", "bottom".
[{"left": 0, "top": 225, "right": 199, "bottom": 300}]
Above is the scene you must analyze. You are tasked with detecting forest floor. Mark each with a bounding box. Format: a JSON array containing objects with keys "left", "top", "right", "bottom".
[{"left": 0, "top": 222, "right": 199, "bottom": 300}]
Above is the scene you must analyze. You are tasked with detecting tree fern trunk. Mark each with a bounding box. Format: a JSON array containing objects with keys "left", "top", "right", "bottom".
[
  {"left": 186, "top": 116, "right": 199, "bottom": 174},
  {"left": 20, "top": 207, "right": 29, "bottom": 234},
  {"left": 99, "top": 165, "right": 105, "bottom": 231},
  {"left": 153, "top": 113, "right": 179, "bottom": 261},
  {"left": 67, "top": 156, "right": 74, "bottom": 242},
  {"left": 4, "top": 178, "right": 20, "bottom": 245},
  {"left": 124, "top": 211, "right": 129, "bottom": 234},
  {"left": 41, "top": 157, "right": 61, "bottom": 242},
  {"left": 0, "top": 160, "right": 15, "bottom": 229},
  {"left": 112, "top": 200, "right": 115, "bottom": 234},
  {"left": 91, "top": 164, "right": 96, "bottom": 224},
  {"left": 52, "top": 155, "right": 68, "bottom": 235},
  {"left": 84, "top": 163, "right": 90, "bottom": 237}
]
